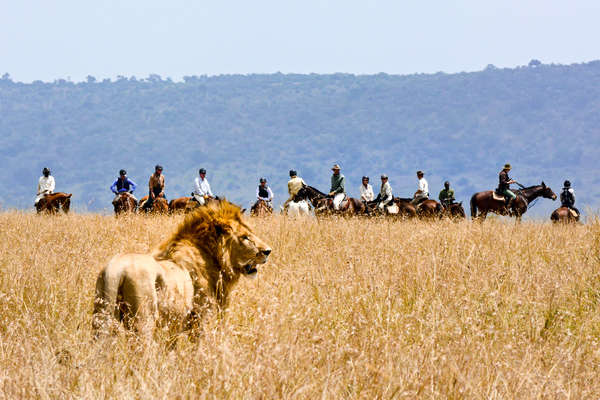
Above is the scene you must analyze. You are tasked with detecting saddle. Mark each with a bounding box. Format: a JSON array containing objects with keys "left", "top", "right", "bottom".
[
  {"left": 569, "top": 208, "right": 579, "bottom": 218},
  {"left": 492, "top": 191, "right": 505, "bottom": 202}
]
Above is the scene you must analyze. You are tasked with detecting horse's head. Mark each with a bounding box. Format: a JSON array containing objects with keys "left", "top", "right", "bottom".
[
  {"left": 59, "top": 193, "right": 72, "bottom": 213},
  {"left": 540, "top": 182, "right": 557, "bottom": 200}
]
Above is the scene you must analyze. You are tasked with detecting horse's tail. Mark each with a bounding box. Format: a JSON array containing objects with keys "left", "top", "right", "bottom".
[
  {"left": 470, "top": 194, "right": 478, "bottom": 220},
  {"left": 92, "top": 257, "right": 124, "bottom": 338}
]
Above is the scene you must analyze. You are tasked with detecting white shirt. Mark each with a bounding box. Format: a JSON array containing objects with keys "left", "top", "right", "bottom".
[
  {"left": 194, "top": 177, "right": 213, "bottom": 197},
  {"left": 37, "top": 176, "right": 55, "bottom": 195},
  {"left": 380, "top": 181, "right": 392, "bottom": 199},
  {"left": 418, "top": 178, "right": 429, "bottom": 194},
  {"left": 359, "top": 184, "right": 374, "bottom": 201},
  {"left": 256, "top": 186, "right": 274, "bottom": 201}
]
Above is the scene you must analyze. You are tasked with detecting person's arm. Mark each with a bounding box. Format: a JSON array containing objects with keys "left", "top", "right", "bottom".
[
  {"left": 194, "top": 178, "right": 201, "bottom": 195},
  {"left": 49, "top": 176, "right": 55, "bottom": 192},
  {"left": 129, "top": 179, "right": 137, "bottom": 193},
  {"left": 37, "top": 178, "right": 42, "bottom": 195},
  {"left": 207, "top": 182, "right": 213, "bottom": 197},
  {"left": 337, "top": 176, "right": 345, "bottom": 194},
  {"left": 570, "top": 189, "right": 576, "bottom": 204},
  {"left": 110, "top": 180, "right": 118, "bottom": 194},
  {"left": 256, "top": 187, "right": 261, "bottom": 199},
  {"left": 267, "top": 187, "right": 273, "bottom": 201}
]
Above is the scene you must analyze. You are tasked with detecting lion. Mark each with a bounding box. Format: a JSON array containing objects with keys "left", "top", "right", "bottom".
[{"left": 92, "top": 200, "right": 271, "bottom": 338}]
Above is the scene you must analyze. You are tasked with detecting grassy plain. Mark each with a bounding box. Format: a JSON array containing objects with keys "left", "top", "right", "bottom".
[{"left": 0, "top": 212, "right": 599, "bottom": 399}]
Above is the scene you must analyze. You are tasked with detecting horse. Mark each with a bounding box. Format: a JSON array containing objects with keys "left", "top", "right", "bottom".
[
  {"left": 441, "top": 202, "right": 466, "bottom": 219},
  {"left": 283, "top": 200, "right": 311, "bottom": 217},
  {"left": 550, "top": 206, "right": 580, "bottom": 223},
  {"left": 36, "top": 192, "right": 72, "bottom": 214},
  {"left": 391, "top": 198, "right": 418, "bottom": 218},
  {"left": 250, "top": 199, "right": 273, "bottom": 217},
  {"left": 416, "top": 199, "right": 443, "bottom": 218},
  {"left": 470, "top": 182, "right": 557, "bottom": 221},
  {"left": 139, "top": 195, "right": 169, "bottom": 214},
  {"left": 169, "top": 196, "right": 193, "bottom": 213},
  {"left": 296, "top": 185, "right": 361, "bottom": 216},
  {"left": 113, "top": 193, "right": 137, "bottom": 215}
]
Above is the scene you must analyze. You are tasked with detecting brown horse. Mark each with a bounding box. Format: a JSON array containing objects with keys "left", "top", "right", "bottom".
[
  {"left": 169, "top": 196, "right": 193, "bottom": 213},
  {"left": 139, "top": 195, "right": 169, "bottom": 214},
  {"left": 441, "top": 202, "right": 466, "bottom": 219},
  {"left": 471, "top": 182, "right": 557, "bottom": 221},
  {"left": 297, "top": 186, "right": 361, "bottom": 216},
  {"left": 550, "top": 206, "right": 580, "bottom": 223},
  {"left": 416, "top": 199, "right": 443, "bottom": 218},
  {"left": 250, "top": 199, "right": 273, "bottom": 217},
  {"left": 36, "top": 192, "right": 72, "bottom": 214},
  {"left": 113, "top": 193, "right": 137, "bottom": 215}
]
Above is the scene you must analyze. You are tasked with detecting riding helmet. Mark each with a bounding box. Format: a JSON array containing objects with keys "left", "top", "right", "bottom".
[
  {"left": 119, "top": 169, "right": 127, "bottom": 176},
  {"left": 199, "top": 168, "right": 206, "bottom": 174},
  {"left": 564, "top": 180, "right": 571, "bottom": 187},
  {"left": 381, "top": 174, "right": 388, "bottom": 179},
  {"left": 42, "top": 167, "right": 50, "bottom": 176},
  {"left": 444, "top": 181, "right": 450, "bottom": 188},
  {"left": 362, "top": 176, "right": 369, "bottom": 181},
  {"left": 260, "top": 177, "right": 267, "bottom": 183},
  {"left": 289, "top": 170, "right": 297, "bottom": 177},
  {"left": 155, "top": 164, "right": 163, "bottom": 171}
]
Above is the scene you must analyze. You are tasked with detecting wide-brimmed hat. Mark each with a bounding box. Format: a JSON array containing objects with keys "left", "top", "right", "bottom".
[
  {"left": 331, "top": 164, "right": 341, "bottom": 170},
  {"left": 503, "top": 163, "right": 511, "bottom": 170}
]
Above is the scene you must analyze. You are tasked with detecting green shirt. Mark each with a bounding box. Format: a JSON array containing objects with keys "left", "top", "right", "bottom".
[
  {"left": 330, "top": 174, "right": 345, "bottom": 194},
  {"left": 438, "top": 188, "right": 455, "bottom": 202}
]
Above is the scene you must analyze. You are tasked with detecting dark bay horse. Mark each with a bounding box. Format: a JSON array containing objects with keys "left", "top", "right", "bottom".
[
  {"left": 391, "top": 198, "right": 418, "bottom": 218},
  {"left": 551, "top": 207, "right": 580, "bottom": 223},
  {"left": 139, "top": 195, "right": 169, "bottom": 214},
  {"left": 113, "top": 193, "right": 137, "bottom": 215},
  {"left": 471, "top": 182, "right": 556, "bottom": 221},
  {"left": 442, "top": 202, "right": 466, "bottom": 219},
  {"left": 417, "top": 199, "right": 443, "bottom": 218},
  {"left": 36, "top": 192, "right": 72, "bottom": 214},
  {"left": 250, "top": 199, "right": 273, "bottom": 217},
  {"left": 297, "top": 185, "right": 362, "bottom": 216},
  {"left": 169, "top": 196, "right": 192, "bottom": 213}
]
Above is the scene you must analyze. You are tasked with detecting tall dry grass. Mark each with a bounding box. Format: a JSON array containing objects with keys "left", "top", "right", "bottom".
[{"left": 0, "top": 212, "right": 599, "bottom": 399}]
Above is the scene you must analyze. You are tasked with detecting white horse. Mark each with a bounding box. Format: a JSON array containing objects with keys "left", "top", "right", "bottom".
[{"left": 281, "top": 200, "right": 311, "bottom": 217}]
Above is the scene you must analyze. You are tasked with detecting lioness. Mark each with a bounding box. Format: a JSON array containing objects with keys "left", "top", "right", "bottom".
[{"left": 92, "top": 201, "right": 271, "bottom": 338}]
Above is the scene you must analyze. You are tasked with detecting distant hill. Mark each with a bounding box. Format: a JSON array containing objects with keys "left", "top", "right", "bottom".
[{"left": 1, "top": 62, "right": 599, "bottom": 216}]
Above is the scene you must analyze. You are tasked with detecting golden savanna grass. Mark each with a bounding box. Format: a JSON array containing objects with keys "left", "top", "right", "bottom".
[{"left": 1, "top": 212, "right": 599, "bottom": 398}]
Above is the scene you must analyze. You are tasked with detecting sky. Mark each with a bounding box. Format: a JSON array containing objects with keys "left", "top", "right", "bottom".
[{"left": 1, "top": 0, "right": 599, "bottom": 82}]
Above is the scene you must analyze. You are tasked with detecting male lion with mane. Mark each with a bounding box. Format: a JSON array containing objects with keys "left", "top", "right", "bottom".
[{"left": 92, "top": 200, "right": 271, "bottom": 338}]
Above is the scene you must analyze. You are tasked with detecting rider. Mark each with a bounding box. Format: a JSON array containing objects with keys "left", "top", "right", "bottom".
[
  {"left": 254, "top": 178, "right": 274, "bottom": 210},
  {"left": 438, "top": 181, "right": 455, "bottom": 208},
  {"left": 560, "top": 180, "right": 580, "bottom": 216},
  {"left": 411, "top": 170, "right": 429, "bottom": 205},
  {"left": 283, "top": 170, "right": 306, "bottom": 209},
  {"left": 110, "top": 169, "right": 137, "bottom": 204},
  {"left": 376, "top": 174, "right": 393, "bottom": 212},
  {"left": 35, "top": 167, "right": 55, "bottom": 206},
  {"left": 192, "top": 168, "right": 214, "bottom": 205},
  {"left": 142, "top": 165, "right": 166, "bottom": 211},
  {"left": 359, "top": 176, "right": 374, "bottom": 203},
  {"left": 497, "top": 163, "right": 517, "bottom": 209},
  {"left": 329, "top": 164, "right": 346, "bottom": 210}
]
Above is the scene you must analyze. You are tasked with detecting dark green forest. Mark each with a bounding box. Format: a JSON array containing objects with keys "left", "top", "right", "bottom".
[{"left": 1, "top": 61, "right": 598, "bottom": 216}]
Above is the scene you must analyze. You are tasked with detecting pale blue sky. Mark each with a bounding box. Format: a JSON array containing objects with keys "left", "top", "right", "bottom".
[{"left": 1, "top": 0, "right": 599, "bottom": 82}]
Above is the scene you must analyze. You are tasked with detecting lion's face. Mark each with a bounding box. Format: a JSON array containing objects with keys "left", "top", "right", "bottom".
[{"left": 225, "top": 220, "right": 271, "bottom": 277}]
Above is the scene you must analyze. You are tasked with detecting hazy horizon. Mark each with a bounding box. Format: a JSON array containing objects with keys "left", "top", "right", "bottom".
[{"left": 2, "top": 0, "right": 599, "bottom": 83}]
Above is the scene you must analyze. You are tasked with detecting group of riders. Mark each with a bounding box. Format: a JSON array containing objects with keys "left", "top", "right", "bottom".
[{"left": 35, "top": 162, "right": 580, "bottom": 217}]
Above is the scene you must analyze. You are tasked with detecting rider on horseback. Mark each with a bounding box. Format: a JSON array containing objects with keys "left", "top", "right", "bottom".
[
  {"left": 497, "top": 163, "right": 517, "bottom": 209},
  {"left": 254, "top": 178, "right": 273, "bottom": 211},
  {"left": 375, "top": 174, "right": 393, "bottom": 212},
  {"left": 111, "top": 169, "right": 137, "bottom": 204},
  {"left": 438, "top": 181, "right": 455, "bottom": 208},
  {"left": 329, "top": 164, "right": 346, "bottom": 210},
  {"left": 283, "top": 170, "right": 306, "bottom": 210},
  {"left": 560, "top": 180, "right": 580, "bottom": 216},
  {"left": 142, "top": 165, "right": 166, "bottom": 211},
  {"left": 359, "top": 176, "right": 374, "bottom": 203},
  {"left": 411, "top": 171, "right": 429, "bottom": 205},
  {"left": 35, "top": 167, "right": 55, "bottom": 206},
  {"left": 192, "top": 168, "right": 214, "bottom": 206}
]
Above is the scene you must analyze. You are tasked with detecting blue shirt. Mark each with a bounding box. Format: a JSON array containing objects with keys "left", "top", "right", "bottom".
[{"left": 111, "top": 177, "right": 137, "bottom": 193}]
